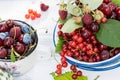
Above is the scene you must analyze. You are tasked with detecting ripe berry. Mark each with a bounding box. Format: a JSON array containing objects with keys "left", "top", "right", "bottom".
[
  {"left": 31, "top": 15, "right": 36, "bottom": 20},
  {"left": 14, "top": 42, "right": 26, "bottom": 55},
  {"left": 23, "top": 33, "right": 31, "bottom": 44},
  {"left": 59, "top": 10, "right": 68, "bottom": 20},
  {"left": 0, "top": 48, "right": 7, "bottom": 58},
  {"left": 18, "top": 34, "right": 23, "bottom": 43},
  {"left": 101, "top": 5, "right": 112, "bottom": 17},
  {"left": 55, "top": 69, "right": 62, "bottom": 75},
  {"left": 25, "top": 14, "right": 30, "bottom": 19},
  {"left": 77, "top": 70, "right": 82, "bottom": 76},
  {"left": 58, "top": 24, "right": 63, "bottom": 29},
  {"left": 70, "top": 65, "right": 76, "bottom": 71},
  {"left": 56, "top": 64, "right": 62, "bottom": 69},
  {"left": 0, "top": 33, "right": 7, "bottom": 40},
  {"left": 36, "top": 13, "right": 41, "bottom": 18},
  {"left": 82, "top": 14, "right": 93, "bottom": 25},
  {"left": 0, "top": 39, "right": 3, "bottom": 46},
  {"left": 62, "top": 62, "right": 68, "bottom": 68},
  {"left": 81, "top": 28, "right": 92, "bottom": 39},
  {"left": 40, "top": 3, "right": 49, "bottom": 11},
  {"left": 57, "top": 31, "right": 63, "bottom": 36},
  {"left": 61, "top": 57, "right": 66, "bottom": 63},
  {"left": 103, "top": 0, "right": 111, "bottom": 4},
  {"left": 21, "top": 24, "right": 31, "bottom": 33},
  {"left": 9, "top": 26, "right": 22, "bottom": 38},
  {"left": 4, "top": 37, "right": 14, "bottom": 48},
  {"left": 101, "top": 50, "right": 110, "bottom": 60},
  {"left": 0, "top": 24, "right": 8, "bottom": 32},
  {"left": 90, "top": 22, "right": 100, "bottom": 32},
  {"left": 72, "top": 74, "right": 77, "bottom": 79},
  {"left": 28, "top": 9, "right": 33, "bottom": 14},
  {"left": 5, "top": 19, "right": 14, "bottom": 28},
  {"left": 101, "top": 17, "right": 107, "bottom": 23}
]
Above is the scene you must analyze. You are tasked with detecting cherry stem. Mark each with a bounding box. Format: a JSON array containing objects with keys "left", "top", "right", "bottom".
[{"left": 94, "top": 75, "right": 100, "bottom": 80}]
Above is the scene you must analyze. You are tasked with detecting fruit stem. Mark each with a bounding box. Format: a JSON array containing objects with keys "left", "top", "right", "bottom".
[
  {"left": 60, "top": 0, "right": 67, "bottom": 10},
  {"left": 53, "top": 52, "right": 60, "bottom": 64},
  {"left": 94, "top": 75, "right": 100, "bottom": 80}
]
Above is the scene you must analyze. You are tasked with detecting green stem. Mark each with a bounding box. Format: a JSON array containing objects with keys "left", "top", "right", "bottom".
[{"left": 94, "top": 75, "right": 100, "bottom": 80}]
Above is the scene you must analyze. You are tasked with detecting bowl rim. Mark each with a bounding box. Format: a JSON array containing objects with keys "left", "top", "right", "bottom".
[
  {"left": 53, "top": 22, "right": 120, "bottom": 67},
  {"left": 0, "top": 19, "right": 38, "bottom": 62}
]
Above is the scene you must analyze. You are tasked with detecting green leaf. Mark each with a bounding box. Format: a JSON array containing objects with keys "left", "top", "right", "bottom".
[
  {"left": 112, "top": 0, "right": 120, "bottom": 6},
  {"left": 55, "top": 37, "right": 65, "bottom": 53},
  {"left": 61, "top": 18, "right": 83, "bottom": 33},
  {"left": 58, "top": 18, "right": 68, "bottom": 24},
  {"left": 96, "top": 19, "right": 120, "bottom": 48},
  {"left": 10, "top": 51, "right": 16, "bottom": 62},
  {"left": 81, "top": 0, "right": 103, "bottom": 10},
  {"left": 52, "top": 72, "right": 88, "bottom": 80}
]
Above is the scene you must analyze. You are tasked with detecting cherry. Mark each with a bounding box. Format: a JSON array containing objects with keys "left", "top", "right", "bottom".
[
  {"left": 108, "top": 2, "right": 117, "bottom": 11},
  {"left": 6, "top": 19, "right": 14, "bottom": 28},
  {"left": 3, "top": 37, "right": 14, "bottom": 48},
  {"left": 0, "top": 48, "right": 7, "bottom": 58},
  {"left": 82, "top": 14, "right": 93, "bottom": 25},
  {"left": 18, "top": 34, "right": 23, "bottom": 43},
  {"left": 103, "top": 0, "right": 111, "bottom": 4},
  {"left": 14, "top": 42, "right": 25, "bottom": 55},
  {"left": 0, "top": 39, "right": 3, "bottom": 46},
  {"left": 0, "top": 24, "right": 9, "bottom": 32},
  {"left": 115, "top": 7, "right": 120, "bottom": 20},
  {"left": 9, "top": 26, "right": 22, "bottom": 38},
  {"left": 101, "top": 5, "right": 112, "bottom": 17}
]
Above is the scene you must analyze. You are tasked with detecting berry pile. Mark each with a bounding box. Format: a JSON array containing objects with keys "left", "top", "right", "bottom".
[
  {"left": 0, "top": 19, "right": 37, "bottom": 61},
  {"left": 55, "top": 0, "right": 120, "bottom": 77}
]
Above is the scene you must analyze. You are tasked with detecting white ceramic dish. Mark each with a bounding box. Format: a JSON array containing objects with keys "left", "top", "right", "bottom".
[
  {"left": 53, "top": 23, "right": 120, "bottom": 71},
  {"left": 0, "top": 20, "right": 38, "bottom": 77}
]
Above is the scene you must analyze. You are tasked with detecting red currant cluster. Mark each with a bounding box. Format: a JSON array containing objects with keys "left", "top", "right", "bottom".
[
  {"left": 25, "top": 9, "right": 41, "bottom": 20},
  {"left": 70, "top": 65, "right": 82, "bottom": 79},
  {"left": 55, "top": 56, "right": 68, "bottom": 75}
]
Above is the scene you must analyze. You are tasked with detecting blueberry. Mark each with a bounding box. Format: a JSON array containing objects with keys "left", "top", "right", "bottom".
[
  {"left": 0, "top": 33, "right": 7, "bottom": 40},
  {"left": 21, "top": 24, "right": 31, "bottom": 33},
  {"left": 5, "top": 32, "right": 9, "bottom": 37},
  {"left": 23, "top": 33, "right": 31, "bottom": 44}
]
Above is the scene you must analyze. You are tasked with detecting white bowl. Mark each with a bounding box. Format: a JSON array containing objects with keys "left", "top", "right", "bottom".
[
  {"left": 0, "top": 20, "right": 38, "bottom": 76},
  {"left": 53, "top": 23, "right": 120, "bottom": 71}
]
